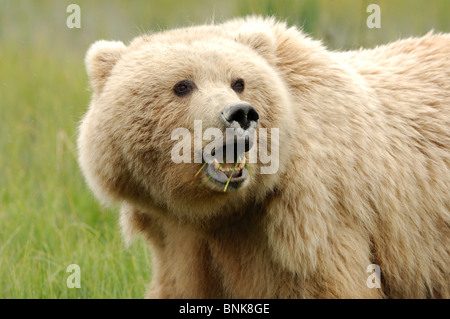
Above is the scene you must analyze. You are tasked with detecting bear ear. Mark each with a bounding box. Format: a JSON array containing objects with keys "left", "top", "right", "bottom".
[
  {"left": 85, "top": 40, "right": 126, "bottom": 94},
  {"left": 229, "top": 18, "right": 277, "bottom": 60}
]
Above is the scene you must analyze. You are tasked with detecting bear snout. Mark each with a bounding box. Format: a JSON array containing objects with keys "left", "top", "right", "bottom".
[{"left": 220, "top": 102, "right": 259, "bottom": 131}]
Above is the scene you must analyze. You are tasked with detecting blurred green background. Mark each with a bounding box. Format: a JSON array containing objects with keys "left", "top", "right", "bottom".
[{"left": 1, "top": 0, "right": 449, "bottom": 298}]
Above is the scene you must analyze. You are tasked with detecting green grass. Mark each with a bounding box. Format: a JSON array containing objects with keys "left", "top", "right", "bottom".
[
  {"left": 0, "top": 39, "right": 151, "bottom": 298},
  {"left": 1, "top": 0, "right": 449, "bottom": 298}
]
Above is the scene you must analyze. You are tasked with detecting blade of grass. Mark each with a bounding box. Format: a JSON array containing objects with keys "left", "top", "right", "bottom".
[
  {"left": 223, "top": 160, "right": 239, "bottom": 192},
  {"left": 198, "top": 164, "right": 220, "bottom": 187},
  {"left": 194, "top": 162, "right": 207, "bottom": 177}
]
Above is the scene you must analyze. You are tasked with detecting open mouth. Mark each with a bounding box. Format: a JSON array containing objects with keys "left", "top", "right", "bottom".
[
  {"left": 198, "top": 139, "right": 252, "bottom": 191},
  {"left": 205, "top": 156, "right": 248, "bottom": 190}
]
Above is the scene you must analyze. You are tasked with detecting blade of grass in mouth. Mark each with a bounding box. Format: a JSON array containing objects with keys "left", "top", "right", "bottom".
[
  {"left": 198, "top": 164, "right": 220, "bottom": 187},
  {"left": 194, "top": 162, "right": 207, "bottom": 177},
  {"left": 223, "top": 160, "right": 239, "bottom": 192}
]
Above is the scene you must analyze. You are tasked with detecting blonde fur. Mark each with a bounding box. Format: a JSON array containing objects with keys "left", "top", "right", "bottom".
[{"left": 78, "top": 17, "right": 450, "bottom": 298}]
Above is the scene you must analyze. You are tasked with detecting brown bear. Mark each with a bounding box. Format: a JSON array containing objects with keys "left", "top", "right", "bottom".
[{"left": 78, "top": 16, "right": 450, "bottom": 298}]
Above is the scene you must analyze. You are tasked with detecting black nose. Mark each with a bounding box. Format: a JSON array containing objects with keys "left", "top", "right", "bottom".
[{"left": 221, "top": 102, "right": 259, "bottom": 130}]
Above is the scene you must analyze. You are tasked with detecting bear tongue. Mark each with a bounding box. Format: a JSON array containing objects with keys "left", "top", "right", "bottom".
[
  {"left": 224, "top": 169, "right": 242, "bottom": 178},
  {"left": 231, "top": 170, "right": 241, "bottom": 178}
]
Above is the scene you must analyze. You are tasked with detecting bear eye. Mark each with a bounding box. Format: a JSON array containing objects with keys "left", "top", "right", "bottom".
[
  {"left": 173, "top": 80, "right": 196, "bottom": 97},
  {"left": 231, "top": 78, "right": 245, "bottom": 93}
]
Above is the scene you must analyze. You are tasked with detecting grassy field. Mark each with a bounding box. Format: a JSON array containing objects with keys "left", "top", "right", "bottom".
[{"left": 1, "top": 0, "right": 449, "bottom": 298}]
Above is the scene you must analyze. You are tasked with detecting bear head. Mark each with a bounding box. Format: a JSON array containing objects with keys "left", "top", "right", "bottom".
[{"left": 78, "top": 20, "right": 296, "bottom": 222}]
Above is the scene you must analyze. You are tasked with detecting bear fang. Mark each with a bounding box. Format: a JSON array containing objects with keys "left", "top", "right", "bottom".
[{"left": 179, "top": 304, "right": 214, "bottom": 316}]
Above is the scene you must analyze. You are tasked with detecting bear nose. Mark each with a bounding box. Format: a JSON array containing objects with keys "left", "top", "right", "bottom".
[{"left": 221, "top": 102, "right": 259, "bottom": 130}]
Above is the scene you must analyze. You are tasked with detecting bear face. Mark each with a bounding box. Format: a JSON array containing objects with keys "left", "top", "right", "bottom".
[{"left": 78, "top": 24, "right": 295, "bottom": 221}]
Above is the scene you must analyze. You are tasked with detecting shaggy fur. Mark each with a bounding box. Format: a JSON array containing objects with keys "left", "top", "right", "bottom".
[{"left": 78, "top": 17, "right": 450, "bottom": 298}]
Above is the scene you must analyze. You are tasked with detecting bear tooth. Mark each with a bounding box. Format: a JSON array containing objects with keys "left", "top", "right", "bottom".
[{"left": 214, "top": 158, "right": 220, "bottom": 170}]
